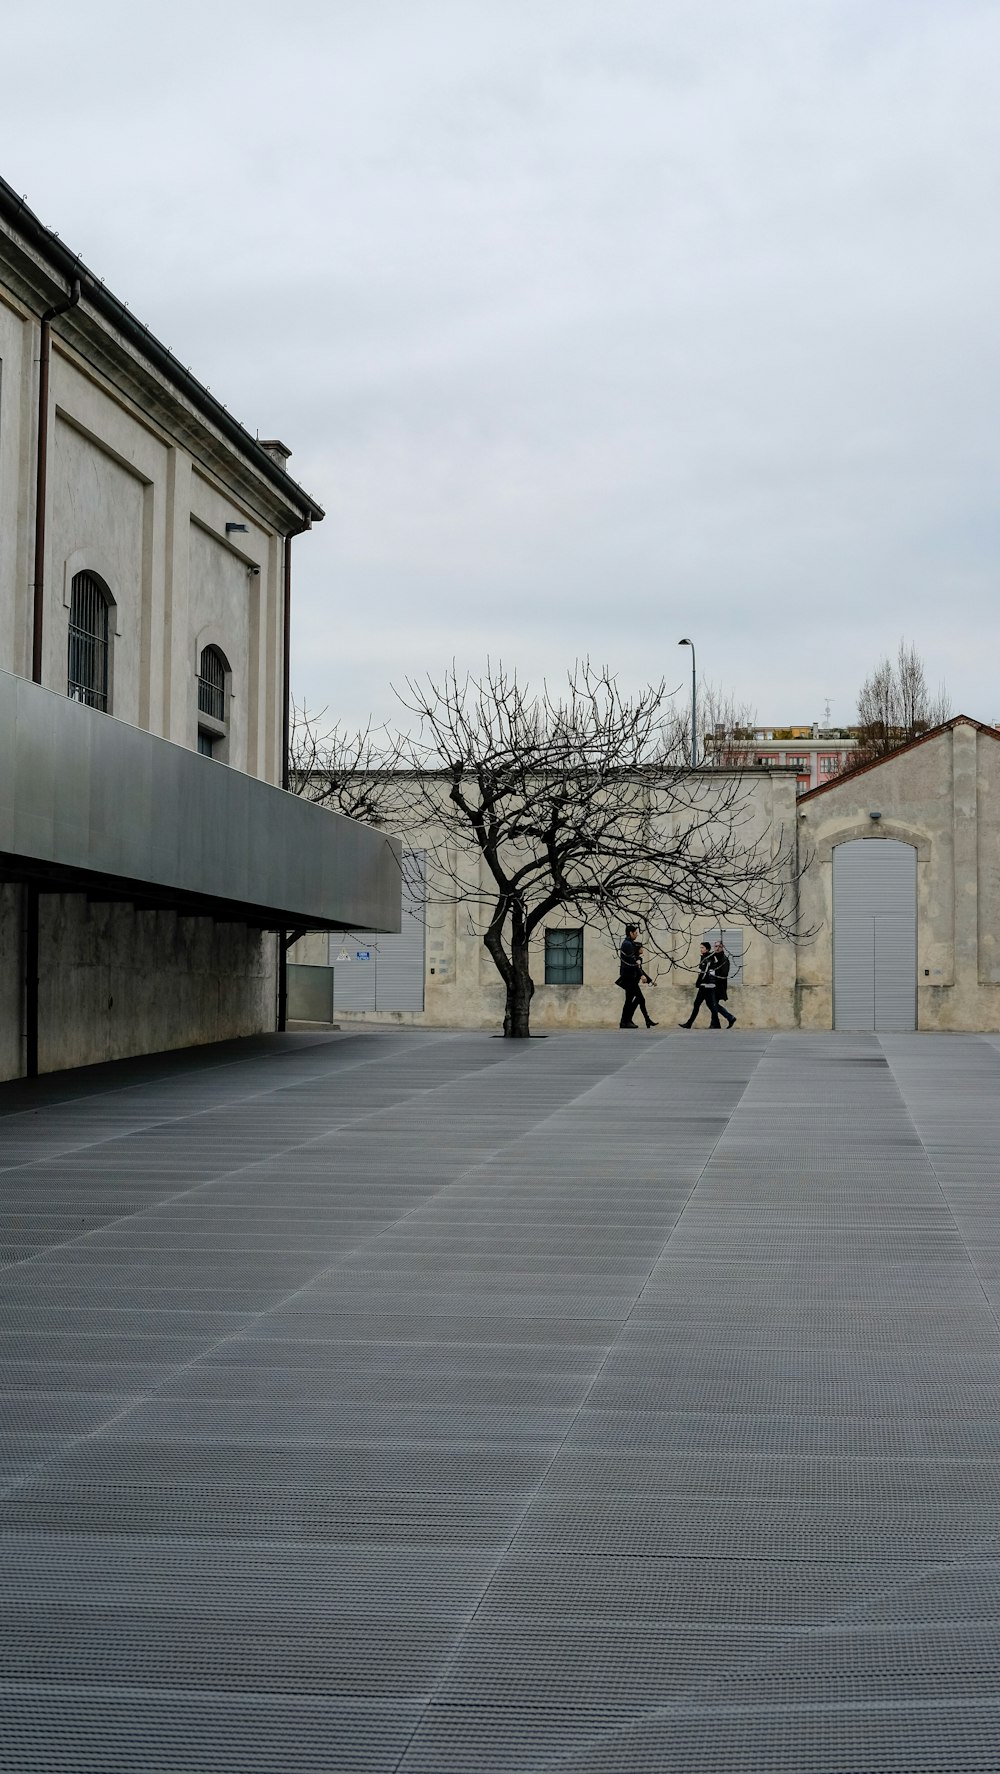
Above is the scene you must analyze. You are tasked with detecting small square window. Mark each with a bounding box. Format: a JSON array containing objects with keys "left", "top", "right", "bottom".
[{"left": 545, "top": 928, "right": 583, "bottom": 985}]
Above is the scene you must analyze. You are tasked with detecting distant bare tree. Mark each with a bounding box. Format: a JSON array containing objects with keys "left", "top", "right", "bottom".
[
  {"left": 288, "top": 699, "right": 405, "bottom": 826},
  {"left": 855, "top": 640, "right": 951, "bottom": 765},
  {"left": 392, "top": 661, "right": 805, "bottom": 1038},
  {"left": 694, "top": 681, "right": 758, "bottom": 769}
]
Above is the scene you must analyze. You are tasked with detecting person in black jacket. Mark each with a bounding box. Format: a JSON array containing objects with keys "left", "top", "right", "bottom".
[
  {"left": 618, "top": 925, "right": 644, "bottom": 1028},
  {"left": 633, "top": 943, "right": 657, "bottom": 1029},
  {"left": 712, "top": 939, "right": 737, "bottom": 1028},
  {"left": 618, "top": 927, "right": 657, "bottom": 1028},
  {"left": 678, "top": 941, "right": 721, "bottom": 1029}
]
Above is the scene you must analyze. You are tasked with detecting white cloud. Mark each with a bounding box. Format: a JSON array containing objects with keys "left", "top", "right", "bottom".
[{"left": 4, "top": 0, "right": 999, "bottom": 732}]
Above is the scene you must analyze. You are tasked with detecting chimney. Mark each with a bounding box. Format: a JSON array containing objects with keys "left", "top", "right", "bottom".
[{"left": 258, "top": 439, "right": 292, "bottom": 467}]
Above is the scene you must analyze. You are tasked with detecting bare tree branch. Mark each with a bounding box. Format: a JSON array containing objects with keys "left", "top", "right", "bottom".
[
  {"left": 387, "top": 661, "right": 806, "bottom": 1037},
  {"left": 288, "top": 699, "right": 406, "bottom": 826}
]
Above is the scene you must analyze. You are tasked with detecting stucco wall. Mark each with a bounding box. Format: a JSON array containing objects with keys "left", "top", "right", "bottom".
[
  {"left": 0, "top": 297, "right": 32, "bottom": 680},
  {"left": 291, "top": 769, "right": 802, "bottom": 1031},
  {"left": 0, "top": 290, "right": 288, "bottom": 785},
  {"left": 797, "top": 722, "right": 1000, "bottom": 1032}
]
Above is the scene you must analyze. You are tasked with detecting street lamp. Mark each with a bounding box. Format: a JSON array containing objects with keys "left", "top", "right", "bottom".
[{"left": 678, "top": 637, "right": 697, "bottom": 766}]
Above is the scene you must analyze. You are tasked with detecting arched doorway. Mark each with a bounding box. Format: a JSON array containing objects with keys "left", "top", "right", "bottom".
[{"left": 833, "top": 839, "right": 917, "bottom": 1031}]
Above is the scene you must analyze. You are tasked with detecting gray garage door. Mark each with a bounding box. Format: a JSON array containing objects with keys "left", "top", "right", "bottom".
[{"left": 833, "top": 838, "right": 917, "bottom": 1031}]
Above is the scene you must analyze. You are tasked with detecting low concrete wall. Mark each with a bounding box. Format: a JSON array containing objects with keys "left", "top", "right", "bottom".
[{"left": 1, "top": 884, "right": 277, "bottom": 1079}]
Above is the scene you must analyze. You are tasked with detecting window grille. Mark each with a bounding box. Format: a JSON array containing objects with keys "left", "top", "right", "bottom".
[
  {"left": 67, "top": 571, "right": 110, "bottom": 710},
  {"left": 197, "top": 646, "right": 226, "bottom": 722},
  {"left": 545, "top": 928, "right": 584, "bottom": 985}
]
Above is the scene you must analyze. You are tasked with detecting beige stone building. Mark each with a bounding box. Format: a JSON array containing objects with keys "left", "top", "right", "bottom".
[
  {"left": 290, "top": 719, "right": 1000, "bottom": 1034},
  {"left": 0, "top": 177, "right": 399, "bottom": 1079},
  {"left": 797, "top": 716, "right": 1000, "bottom": 1032},
  {"left": 290, "top": 767, "right": 803, "bottom": 1031}
]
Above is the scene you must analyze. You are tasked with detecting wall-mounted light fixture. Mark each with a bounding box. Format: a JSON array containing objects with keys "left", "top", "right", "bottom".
[
  {"left": 225, "top": 522, "right": 248, "bottom": 535},
  {"left": 869, "top": 811, "right": 882, "bottom": 821}
]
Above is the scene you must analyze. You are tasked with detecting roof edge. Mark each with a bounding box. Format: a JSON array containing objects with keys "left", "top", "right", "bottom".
[
  {"left": 799, "top": 716, "right": 1000, "bottom": 802},
  {"left": 0, "top": 175, "right": 324, "bottom": 527}
]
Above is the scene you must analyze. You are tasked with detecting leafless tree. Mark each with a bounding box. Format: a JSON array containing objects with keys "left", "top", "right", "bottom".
[
  {"left": 691, "top": 680, "right": 758, "bottom": 769},
  {"left": 855, "top": 640, "right": 951, "bottom": 765},
  {"left": 288, "top": 699, "right": 405, "bottom": 826},
  {"left": 391, "top": 661, "right": 805, "bottom": 1038}
]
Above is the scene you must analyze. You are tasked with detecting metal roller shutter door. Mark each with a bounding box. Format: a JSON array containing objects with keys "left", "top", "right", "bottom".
[
  {"left": 330, "top": 850, "right": 426, "bottom": 1013},
  {"left": 833, "top": 839, "right": 916, "bottom": 1031},
  {"left": 375, "top": 851, "right": 426, "bottom": 1011}
]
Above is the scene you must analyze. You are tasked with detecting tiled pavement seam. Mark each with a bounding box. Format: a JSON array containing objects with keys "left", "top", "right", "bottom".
[
  {"left": 0, "top": 1031, "right": 768, "bottom": 1770},
  {"left": 385, "top": 1036, "right": 772, "bottom": 1773},
  {"left": 5, "top": 1033, "right": 1000, "bottom": 1770},
  {"left": 396, "top": 1033, "right": 1000, "bottom": 1770},
  {"left": 0, "top": 1034, "right": 652, "bottom": 1508}
]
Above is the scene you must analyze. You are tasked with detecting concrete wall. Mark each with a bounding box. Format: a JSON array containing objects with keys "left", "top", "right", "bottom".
[
  {"left": 797, "top": 721, "right": 1000, "bottom": 1032},
  {"left": 291, "top": 769, "right": 802, "bottom": 1031},
  {"left": 0, "top": 296, "right": 33, "bottom": 681},
  {"left": 0, "top": 270, "right": 301, "bottom": 784},
  {"left": 292, "top": 733, "right": 1000, "bottom": 1035},
  {"left": 1, "top": 882, "right": 276, "bottom": 1079},
  {"left": 0, "top": 223, "right": 322, "bottom": 1079},
  {"left": 0, "top": 886, "right": 22, "bottom": 1080}
]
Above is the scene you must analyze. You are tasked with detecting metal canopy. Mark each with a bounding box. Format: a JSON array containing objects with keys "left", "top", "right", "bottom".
[{"left": 0, "top": 669, "right": 401, "bottom": 934}]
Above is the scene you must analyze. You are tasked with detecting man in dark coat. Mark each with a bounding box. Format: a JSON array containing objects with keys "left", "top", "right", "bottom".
[
  {"left": 678, "top": 941, "right": 721, "bottom": 1029},
  {"left": 618, "top": 924, "right": 644, "bottom": 1028},
  {"left": 712, "top": 938, "right": 737, "bottom": 1028},
  {"left": 633, "top": 943, "right": 657, "bottom": 1029}
]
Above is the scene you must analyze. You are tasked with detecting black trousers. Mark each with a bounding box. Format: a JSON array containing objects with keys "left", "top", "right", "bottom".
[
  {"left": 620, "top": 981, "right": 642, "bottom": 1026},
  {"left": 621, "top": 978, "right": 653, "bottom": 1026},
  {"left": 683, "top": 987, "right": 721, "bottom": 1028}
]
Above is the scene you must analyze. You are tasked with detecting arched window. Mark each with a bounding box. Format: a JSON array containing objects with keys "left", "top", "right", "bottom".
[
  {"left": 67, "top": 571, "right": 111, "bottom": 711},
  {"left": 197, "top": 644, "right": 229, "bottom": 757}
]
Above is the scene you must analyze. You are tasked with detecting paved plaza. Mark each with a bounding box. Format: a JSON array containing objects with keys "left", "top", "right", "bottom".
[{"left": 3, "top": 1027, "right": 1000, "bottom": 1770}]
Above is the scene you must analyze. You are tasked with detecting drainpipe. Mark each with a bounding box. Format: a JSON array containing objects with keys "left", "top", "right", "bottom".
[
  {"left": 282, "top": 532, "right": 293, "bottom": 793},
  {"left": 277, "top": 531, "right": 294, "bottom": 1030},
  {"left": 32, "top": 279, "right": 81, "bottom": 682}
]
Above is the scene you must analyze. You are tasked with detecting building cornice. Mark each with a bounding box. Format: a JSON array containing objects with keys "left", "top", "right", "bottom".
[{"left": 0, "top": 176, "right": 324, "bottom": 535}]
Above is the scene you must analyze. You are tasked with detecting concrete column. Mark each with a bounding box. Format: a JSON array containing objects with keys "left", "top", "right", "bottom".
[
  {"left": 951, "top": 723, "right": 978, "bottom": 995},
  {"left": 162, "top": 449, "right": 192, "bottom": 745}
]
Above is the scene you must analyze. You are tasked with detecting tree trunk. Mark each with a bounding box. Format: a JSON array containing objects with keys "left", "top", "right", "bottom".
[{"left": 503, "top": 937, "right": 535, "bottom": 1037}]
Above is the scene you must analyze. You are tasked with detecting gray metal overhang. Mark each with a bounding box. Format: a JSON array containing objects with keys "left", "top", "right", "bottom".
[{"left": 0, "top": 670, "right": 401, "bottom": 933}]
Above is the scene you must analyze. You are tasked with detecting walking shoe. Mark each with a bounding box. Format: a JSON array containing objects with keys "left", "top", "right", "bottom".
[{"left": 645, "top": 1020, "right": 658, "bottom": 1028}]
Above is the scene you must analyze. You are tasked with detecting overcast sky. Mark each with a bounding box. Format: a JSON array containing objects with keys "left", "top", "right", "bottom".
[{"left": 4, "top": 1, "right": 999, "bottom": 732}]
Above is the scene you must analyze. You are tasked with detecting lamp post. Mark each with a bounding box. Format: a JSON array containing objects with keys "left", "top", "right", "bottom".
[{"left": 678, "top": 637, "right": 697, "bottom": 766}]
